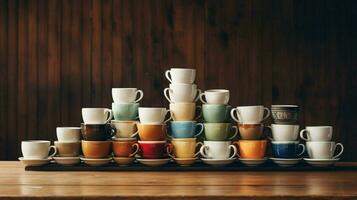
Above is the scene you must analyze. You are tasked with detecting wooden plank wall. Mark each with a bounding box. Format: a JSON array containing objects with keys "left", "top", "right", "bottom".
[{"left": 0, "top": 0, "right": 356, "bottom": 160}]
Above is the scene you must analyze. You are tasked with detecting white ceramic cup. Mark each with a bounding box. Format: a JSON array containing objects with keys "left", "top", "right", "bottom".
[
  {"left": 269, "top": 124, "right": 300, "bottom": 141},
  {"left": 82, "top": 108, "right": 113, "bottom": 124},
  {"left": 112, "top": 88, "right": 144, "bottom": 103},
  {"left": 56, "top": 127, "right": 81, "bottom": 142},
  {"left": 165, "top": 68, "right": 196, "bottom": 84},
  {"left": 300, "top": 126, "right": 333, "bottom": 141},
  {"left": 164, "top": 83, "right": 201, "bottom": 103},
  {"left": 199, "top": 89, "right": 230, "bottom": 104},
  {"left": 111, "top": 120, "right": 139, "bottom": 138},
  {"left": 230, "top": 106, "right": 270, "bottom": 123},
  {"left": 138, "top": 107, "right": 172, "bottom": 124},
  {"left": 21, "top": 140, "right": 57, "bottom": 159},
  {"left": 306, "top": 141, "right": 344, "bottom": 159},
  {"left": 199, "top": 141, "right": 237, "bottom": 159}
]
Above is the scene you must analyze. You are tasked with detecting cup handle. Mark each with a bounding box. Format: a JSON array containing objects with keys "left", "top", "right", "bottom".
[
  {"left": 134, "top": 90, "right": 144, "bottom": 103},
  {"left": 333, "top": 143, "right": 344, "bottom": 159},
  {"left": 164, "top": 110, "right": 173, "bottom": 123},
  {"left": 110, "top": 127, "right": 117, "bottom": 137},
  {"left": 129, "top": 143, "right": 139, "bottom": 157},
  {"left": 194, "top": 123, "right": 204, "bottom": 137},
  {"left": 48, "top": 145, "right": 57, "bottom": 158},
  {"left": 163, "top": 88, "right": 173, "bottom": 103},
  {"left": 299, "top": 129, "right": 309, "bottom": 141},
  {"left": 194, "top": 89, "right": 202, "bottom": 102},
  {"left": 166, "top": 143, "right": 174, "bottom": 158},
  {"left": 228, "top": 145, "right": 238, "bottom": 159},
  {"left": 297, "top": 144, "right": 305, "bottom": 157},
  {"left": 194, "top": 142, "right": 203, "bottom": 157},
  {"left": 232, "top": 141, "right": 240, "bottom": 158},
  {"left": 230, "top": 108, "right": 240, "bottom": 122},
  {"left": 227, "top": 126, "right": 238, "bottom": 140},
  {"left": 165, "top": 70, "right": 172, "bottom": 83},
  {"left": 199, "top": 145, "right": 209, "bottom": 158},
  {"left": 199, "top": 92, "right": 207, "bottom": 104},
  {"left": 104, "top": 109, "right": 113, "bottom": 124},
  {"left": 262, "top": 107, "right": 271, "bottom": 121},
  {"left": 195, "top": 105, "right": 202, "bottom": 120},
  {"left": 131, "top": 130, "right": 138, "bottom": 138}
]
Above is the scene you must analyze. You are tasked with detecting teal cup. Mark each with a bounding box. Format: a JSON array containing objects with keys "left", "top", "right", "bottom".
[
  {"left": 202, "top": 104, "right": 231, "bottom": 123},
  {"left": 204, "top": 123, "right": 238, "bottom": 141},
  {"left": 169, "top": 121, "right": 204, "bottom": 138},
  {"left": 112, "top": 103, "right": 139, "bottom": 120}
]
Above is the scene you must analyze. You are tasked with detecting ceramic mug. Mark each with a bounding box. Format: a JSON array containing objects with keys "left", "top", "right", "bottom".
[
  {"left": 138, "top": 141, "right": 170, "bottom": 159},
  {"left": 169, "top": 121, "right": 204, "bottom": 138},
  {"left": 238, "top": 123, "right": 264, "bottom": 140},
  {"left": 54, "top": 141, "right": 81, "bottom": 157},
  {"left": 112, "top": 103, "right": 139, "bottom": 121},
  {"left": 81, "top": 123, "right": 115, "bottom": 141},
  {"left": 165, "top": 68, "right": 196, "bottom": 84},
  {"left": 56, "top": 127, "right": 81, "bottom": 142},
  {"left": 271, "top": 105, "right": 299, "bottom": 124},
  {"left": 300, "top": 126, "right": 333, "bottom": 141},
  {"left": 81, "top": 141, "right": 112, "bottom": 158},
  {"left": 202, "top": 104, "right": 231, "bottom": 123},
  {"left": 199, "top": 89, "right": 230, "bottom": 104},
  {"left": 164, "top": 83, "right": 201, "bottom": 103},
  {"left": 111, "top": 120, "right": 138, "bottom": 138},
  {"left": 170, "top": 103, "right": 202, "bottom": 121},
  {"left": 21, "top": 140, "right": 57, "bottom": 159},
  {"left": 112, "top": 88, "right": 144, "bottom": 103},
  {"left": 306, "top": 141, "right": 344, "bottom": 159},
  {"left": 271, "top": 141, "right": 305, "bottom": 158},
  {"left": 112, "top": 138, "right": 139, "bottom": 157},
  {"left": 234, "top": 140, "right": 267, "bottom": 159},
  {"left": 230, "top": 106, "right": 270, "bottom": 124},
  {"left": 137, "top": 123, "right": 167, "bottom": 141},
  {"left": 269, "top": 124, "right": 300, "bottom": 141},
  {"left": 82, "top": 108, "right": 113, "bottom": 124},
  {"left": 138, "top": 107, "right": 172, "bottom": 124},
  {"left": 200, "top": 141, "right": 237, "bottom": 159},
  {"left": 204, "top": 123, "right": 238, "bottom": 141},
  {"left": 169, "top": 138, "right": 203, "bottom": 158}
]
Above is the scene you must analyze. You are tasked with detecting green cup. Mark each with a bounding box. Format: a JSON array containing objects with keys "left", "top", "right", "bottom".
[
  {"left": 112, "top": 103, "right": 139, "bottom": 120},
  {"left": 202, "top": 104, "right": 231, "bottom": 123},
  {"left": 204, "top": 123, "right": 238, "bottom": 141}
]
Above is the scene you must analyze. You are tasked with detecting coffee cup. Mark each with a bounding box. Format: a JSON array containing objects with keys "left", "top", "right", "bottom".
[
  {"left": 200, "top": 141, "right": 237, "bottom": 159},
  {"left": 306, "top": 141, "right": 343, "bottom": 159},
  {"left": 56, "top": 127, "right": 81, "bottom": 142},
  {"left": 81, "top": 123, "right": 115, "bottom": 141},
  {"left": 204, "top": 123, "right": 238, "bottom": 141},
  {"left": 170, "top": 103, "right": 201, "bottom": 121},
  {"left": 234, "top": 140, "right": 267, "bottom": 159},
  {"left": 199, "top": 89, "right": 230, "bottom": 104},
  {"left": 300, "top": 126, "right": 333, "bottom": 141},
  {"left": 169, "top": 121, "right": 204, "bottom": 138},
  {"left": 238, "top": 123, "right": 264, "bottom": 140},
  {"left": 271, "top": 105, "right": 299, "bottom": 124},
  {"left": 169, "top": 138, "right": 203, "bottom": 158},
  {"left": 138, "top": 107, "right": 172, "bottom": 124},
  {"left": 54, "top": 141, "right": 81, "bottom": 157},
  {"left": 112, "top": 103, "right": 139, "bottom": 121},
  {"left": 270, "top": 124, "right": 299, "bottom": 141},
  {"left": 21, "top": 140, "right": 57, "bottom": 159},
  {"left": 137, "top": 123, "right": 167, "bottom": 141},
  {"left": 138, "top": 141, "right": 170, "bottom": 159},
  {"left": 112, "top": 138, "right": 139, "bottom": 157},
  {"left": 112, "top": 88, "right": 144, "bottom": 103},
  {"left": 164, "top": 84, "right": 201, "bottom": 103},
  {"left": 231, "top": 106, "right": 270, "bottom": 123},
  {"left": 202, "top": 104, "right": 231, "bottom": 123},
  {"left": 165, "top": 68, "right": 196, "bottom": 84},
  {"left": 81, "top": 140, "right": 112, "bottom": 158},
  {"left": 271, "top": 141, "right": 305, "bottom": 158},
  {"left": 82, "top": 108, "right": 113, "bottom": 124},
  {"left": 111, "top": 120, "right": 138, "bottom": 138}
]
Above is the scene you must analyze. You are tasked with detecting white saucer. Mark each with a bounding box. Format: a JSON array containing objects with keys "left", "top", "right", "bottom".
[
  {"left": 113, "top": 157, "right": 135, "bottom": 166},
  {"left": 18, "top": 157, "right": 51, "bottom": 167},
  {"left": 80, "top": 157, "right": 112, "bottom": 166},
  {"left": 201, "top": 158, "right": 235, "bottom": 166},
  {"left": 238, "top": 157, "right": 267, "bottom": 166},
  {"left": 304, "top": 158, "right": 339, "bottom": 167},
  {"left": 173, "top": 157, "right": 197, "bottom": 166},
  {"left": 136, "top": 158, "right": 170, "bottom": 167},
  {"left": 53, "top": 157, "right": 80, "bottom": 166},
  {"left": 270, "top": 157, "right": 302, "bottom": 167}
]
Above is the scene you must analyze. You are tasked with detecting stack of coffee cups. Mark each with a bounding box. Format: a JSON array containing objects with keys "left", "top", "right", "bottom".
[
  {"left": 231, "top": 105, "right": 270, "bottom": 166},
  {"left": 53, "top": 127, "right": 81, "bottom": 166}
]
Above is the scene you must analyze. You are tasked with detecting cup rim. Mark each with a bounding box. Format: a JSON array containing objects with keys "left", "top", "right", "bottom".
[
  {"left": 271, "top": 124, "right": 299, "bottom": 127},
  {"left": 81, "top": 123, "right": 108, "bottom": 126},
  {"left": 138, "top": 141, "right": 166, "bottom": 144},
  {"left": 238, "top": 123, "right": 264, "bottom": 126},
  {"left": 111, "top": 120, "right": 139, "bottom": 123},
  {"left": 22, "top": 140, "right": 50, "bottom": 144},
  {"left": 112, "top": 88, "right": 137, "bottom": 91},
  {"left": 112, "top": 137, "right": 137, "bottom": 141},
  {"left": 56, "top": 127, "right": 81, "bottom": 130},
  {"left": 136, "top": 122, "right": 166, "bottom": 126},
  {"left": 171, "top": 121, "right": 197, "bottom": 124},
  {"left": 237, "top": 140, "right": 267, "bottom": 143},
  {"left": 54, "top": 141, "right": 81, "bottom": 144},
  {"left": 169, "top": 102, "right": 196, "bottom": 105},
  {"left": 203, "top": 141, "right": 232, "bottom": 144},
  {"left": 306, "top": 141, "right": 335, "bottom": 144},
  {"left": 170, "top": 68, "right": 195, "bottom": 71},
  {"left": 169, "top": 83, "right": 197, "bottom": 87},
  {"left": 237, "top": 105, "right": 264, "bottom": 109},
  {"left": 81, "top": 140, "right": 112, "bottom": 143},
  {"left": 202, "top": 104, "right": 228, "bottom": 107},
  {"left": 271, "top": 105, "right": 299, "bottom": 108},
  {"left": 112, "top": 102, "right": 140, "bottom": 105},
  {"left": 82, "top": 108, "right": 109, "bottom": 110},
  {"left": 305, "top": 126, "right": 332, "bottom": 128},
  {"left": 271, "top": 141, "right": 299, "bottom": 144},
  {"left": 205, "top": 89, "right": 230, "bottom": 93},
  {"left": 138, "top": 107, "right": 166, "bottom": 110},
  {"left": 171, "top": 138, "right": 196, "bottom": 141},
  {"left": 204, "top": 122, "right": 231, "bottom": 125}
]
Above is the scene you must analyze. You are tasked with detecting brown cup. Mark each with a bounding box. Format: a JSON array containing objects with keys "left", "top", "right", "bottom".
[
  {"left": 81, "top": 123, "right": 115, "bottom": 141},
  {"left": 112, "top": 138, "right": 139, "bottom": 157},
  {"left": 238, "top": 123, "right": 264, "bottom": 140},
  {"left": 54, "top": 141, "right": 81, "bottom": 157},
  {"left": 136, "top": 123, "right": 167, "bottom": 141},
  {"left": 81, "top": 140, "right": 112, "bottom": 158}
]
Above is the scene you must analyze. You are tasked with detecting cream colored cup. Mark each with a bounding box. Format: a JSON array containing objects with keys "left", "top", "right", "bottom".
[
  {"left": 169, "top": 103, "right": 201, "bottom": 121},
  {"left": 138, "top": 107, "right": 172, "bottom": 124},
  {"left": 112, "top": 88, "right": 144, "bottom": 103},
  {"left": 170, "top": 138, "right": 203, "bottom": 158},
  {"left": 164, "top": 83, "right": 201, "bottom": 103},
  {"left": 111, "top": 120, "right": 138, "bottom": 138},
  {"left": 165, "top": 68, "right": 196, "bottom": 84},
  {"left": 21, "top": 140, "right": 57, "bottom": 159},
  {"left": 199, "top": 89, "right": 230, "bottom": 104},
  {"left": 231, "top": 105, "right": 270, "bottom": 123},
  {"left": 200, "top": 141, "right": 237, "bottom": 159},
  {"left": 300, "top": 126, "right": 333, "bottom": 141},
  {"left": 82, "top": 108, "right": 113, "bottom": 124},
  {"left": 306, "top": 141, "right": 344, "bottom": 159},
  {"left": 56, "top": 127, "right": 81, "bottom": 142}
]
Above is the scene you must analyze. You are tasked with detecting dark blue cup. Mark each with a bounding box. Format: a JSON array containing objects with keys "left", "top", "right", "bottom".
[
  {"left": 169, "top": 121, "right": 204, "bottom": 138},
  {"left": 271, "top": 141, "right": 305, "bottom": 158}
]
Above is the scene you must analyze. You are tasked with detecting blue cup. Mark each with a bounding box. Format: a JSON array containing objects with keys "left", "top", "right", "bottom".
[
  {"left": 169, "top": 121, "right": 204, "bottom": 138},
  {"left": 271, "top": 141, "right": 305, "bottom": 158}
]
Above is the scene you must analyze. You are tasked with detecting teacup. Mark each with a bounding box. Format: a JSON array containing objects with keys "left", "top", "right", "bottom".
[
  {"left": 111, "top": 120, "right": 138, "bottom": 138},
  {"left": 200, "top": 141, "right": 237, "bottom": 159},
  {"left": 231, "top": 105, "right": 270, "bottom": 124},
  {"left": 234, "top": 140, "right": 267, "bottom": 159},
  {"left": 81, "top": 123, "right": 115, "bottom": 141},
  {"left": 164, "top": 83, "right": 201, "bottom": 103},
  {"left": 165, "top": 68, "right": 196, "bottom": 84},
  {"left": 82, "top": 108, "right": 113, "bottom": 124},
  {"left": 300, "top": 126, "right": 332, "bottom": 141},
  {"left": 271, "top": 105, "right": 299, "bottom": 124},
  {"left": 170, "top": 103, "right": 201, "bottom": 121},
  {"left": 204, "top": 123, "right": 238, "bottom": 141},
  {"left": 81, "top": 140, "right": 112, "bottom": 158},
  {"left": 306, "top": 141, "right": 344, "bottom": 159},
  {"left": 138, "top": 107, "right": 172, "bottom": 124},
  {"left": 202, "top": 104, "right": 231, "bottom": 123},
  {"left": 270, "top": 124, "right": 300, "bottom": 141},
  {"left": 238, "top": 123, "right": 264, "bottom": 140},
  {"left": 112, "top": 88, "right": 144, "bottom": 103},
  {"left": 199, "top": 89, "right": 230, "bottom": 104},
  {"left": 112, "top": 138, "right": 139, "bottom": 157},
  {"left": 54, "top": 141, "right": 81, "bottom": 157},
  {"left": 56, "top": 127, "right": 81, "bottom": 142},
  {"left": 137, "top": 123, "right": 167, "bottom": 141},
  {"left": 138, "top": 141, "right": 170, "bottom": 159},
  {"left": 271, "top": 141, "right": 305, "bottom": 158},
  {"left": 112, "top": 103, "right": 139, "bottom": 121},
  {"left": 21, "top": 140, "right": 57, "bottom": 159},
  {"left": 169, "top": 138, "right": 203, "bottom": 158},
  {"left": 169, "top": 121, "right": 204, "bottom": 138}
]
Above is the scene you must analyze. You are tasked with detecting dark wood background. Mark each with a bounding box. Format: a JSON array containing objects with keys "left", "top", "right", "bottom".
[{"left": 0, "top": 0, "right": 356, "bottom": 161}]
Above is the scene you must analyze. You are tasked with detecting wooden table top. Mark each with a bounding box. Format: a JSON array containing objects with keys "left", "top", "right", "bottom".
[{"left": 1, "top": 161, "right": 357, "bottom": 199}]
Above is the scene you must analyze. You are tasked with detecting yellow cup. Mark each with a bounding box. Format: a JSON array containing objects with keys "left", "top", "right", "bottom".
[
  {"left": 234, "top": 140, "right": 267, "bottom": 159},
  {"left": 170, "top": 103, "right": 201, "bottom": 121},
  {"left": 170, "top": 138, "right": 203, "bottom": 158}
]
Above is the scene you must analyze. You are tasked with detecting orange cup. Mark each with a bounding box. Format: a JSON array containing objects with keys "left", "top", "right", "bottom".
[
  {"left": 112, "top": 139, "right": 139, "bottom": 157},
  {"left": 234, "top": 140, "right": 267, "bottom": 159},
  {"left": 136, "top": 123, "right": 167, "bottom": 141},
  {"left": 81, "top": 141, "right": 112, "bottom": 158}
]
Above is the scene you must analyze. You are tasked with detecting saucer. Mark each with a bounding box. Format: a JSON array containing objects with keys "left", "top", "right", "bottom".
[
  {"left": 173, "top": 157, "right": 197, "bottom": 166},
  {"left": 53, "top": 157, "right": 80, "bottom": 166},
  {"left": 136, "top": 158, "right": 170, "bottom": 167},
  {"left": 201, "top": 158, "right": 235, "bottom": 166},
  {"left": 238, "top": 157, "right": 267, "bottom": 167},
  {"left": 18, "top": 157, "right": 51, "bottom": 167},
  {"left": 80, "top": 157, "right": 112, "bottom": 166},
  {"left": 304, "top": 158, "right": 339, "bottom": 167},
  {"left": 270, "top": 157, "right": 302, "bottom": 167},
  {"left": 113, "top": 157, "right": 135, "bottom": 166}
]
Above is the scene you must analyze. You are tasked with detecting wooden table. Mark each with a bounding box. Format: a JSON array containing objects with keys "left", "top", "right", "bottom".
[{"left": 0, "top": 161, "right": 357, "bottom": 199}]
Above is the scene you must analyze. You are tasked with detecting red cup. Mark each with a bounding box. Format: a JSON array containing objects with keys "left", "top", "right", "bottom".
[{"left": 138, "top": 141, "right": 170, "bottom": 159}]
